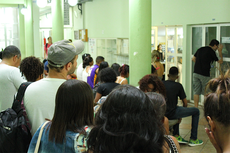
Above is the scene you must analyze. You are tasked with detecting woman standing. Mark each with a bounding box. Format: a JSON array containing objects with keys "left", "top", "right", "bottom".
[
  {"left": 28, "top": 80, "right": 94, "bottom": 153},
  {"left": 82, "top": 56, "right": 94, "bottom": 82}
]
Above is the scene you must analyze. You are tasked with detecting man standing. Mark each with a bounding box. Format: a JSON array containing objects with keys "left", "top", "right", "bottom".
[
  {"left": 192, "top": 39, "right": 223, "bottom": 107},
  {"left": 87, "top": 56, "right": 104, "bottom": 89},
  {"left": 0, "top": 46, "right": 24, "bottom": 110},
  {"left": 24, "top": 40, "right": 84, "bottom": 135},
  {"left": 163, "top": 67, "right": 203, "bottom": 146},
  {"left": 44, "top": 36, "right": 52, "bottom": 59}
]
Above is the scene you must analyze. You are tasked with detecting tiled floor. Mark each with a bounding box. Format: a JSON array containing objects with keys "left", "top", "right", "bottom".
[{"left": 173, "top": 102, "right": 216, "bottom": 153}]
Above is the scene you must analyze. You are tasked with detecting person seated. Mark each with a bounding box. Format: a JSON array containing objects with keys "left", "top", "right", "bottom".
[
  {"left": 163, "top": 66, "right": 203, "bottom": 146},
  {"left": 28, "top": 80, "right": 94, "bottom": 152},
  {"left": 87, "top": 85, "right": 165, "bottom": 152},
  {"left": 94, "top": 67, "right": 119, "bottom": 103},
  {"left": 204, "top": 70, "right": 230, "bottom": 153},
  {"left": 20, "top": 56, "right": 44, "bottom": 82},
  {"left": 138, "top": 74, "right": 166, "bottom": 98},
  {"left": 146, "top": 92, "right": 181, "bottom": 153},
  {"left": 116, "top": 64, "right": 129, "bottom": 85},
  {"left": 82, "top": 56, "right": 94, "bottom": 82}
]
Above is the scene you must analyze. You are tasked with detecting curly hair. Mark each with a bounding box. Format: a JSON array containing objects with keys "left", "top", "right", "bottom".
[
  {"left": 20, "top": 56, "right": 44, "bottom": 82},
  {"left": 204, "top": 70, "right": 230, "bottom": 126},
  {"left": 139, "top": 74, "right": 166, "bottom": 97},
  {"left": 87, "top": 85, "right": 164, "bottom": 152},
  {"left": 119, "top": 64, "right": 129, "bottom": 76},
  {"left": 98, "top": 67, "right": 117, "bottom": 83}
]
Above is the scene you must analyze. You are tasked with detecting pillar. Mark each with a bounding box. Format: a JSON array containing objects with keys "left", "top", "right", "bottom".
[
  {"left": 52, "top": 0, "right": 64, "bottom": 42},
  {"left": 129, "top": 0, "right": 151, "bottom": 86},
  {"left": 24, "top": 0, "right": 34, "bottom": 57},
  {"left": 19, "top": 4, "right": 26, "bottom": 59}
]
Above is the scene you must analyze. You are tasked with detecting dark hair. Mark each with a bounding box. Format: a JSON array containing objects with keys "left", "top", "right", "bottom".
[
  {"left": 48, "top": 55, "right": 76, "bottom": 72},
  {"left": 98, "top": 67, "right": 117, "bottom": 83},
  {"left": 169, "top": 66, "right": 179, "bottom": 76},
  {"left": 209, "top": 39, "right": 219, "bottom": 47},
  {"left": 49, "top": 80, "right": 94, "bottom": 143},
  {"left": 1, "top": 45, "right": 21, "bottom": 59},
  {"left": 20, "top": 56, "right": 44, "bottom": 82},
  {"left": 152, "top": 50, "right": 160, "bottom": 62},
  {"left": 204, "top": 70, "right": 230, "bottom": 127},
  {"left": 98, "top": 61, "right": 108, "bottom": 71},
  {"left": 157, "top": 44, "right": 162, "bottom": 50},
  {"left": 96, "top": 56, "right": 104, "bottom": 64},
  {"left": 87, "top": 85, "right": 164, "bottom": 152},
  {"left": 139, "top": 74, "right": 166, "bottom": 97},
  {"left": 119, "top": 64, "right": 129, "bottom": 76},
  {"left": 68, "top": 39, "right": 72, "bottom": 42},
  {"left": 146, "top": 92, "right": 166, "bottom": 121},
  {"left": 83, "top": 56, "right": 93, "bottom": 68},
  {"left": 82, "top": 53, "right": 90, "bottom": 61},
  {"left": 111, "top": 63, "right": 120, "bottom": 76},
  {"left": 47, "top": 36, "right": 52, "bottom": 40}
]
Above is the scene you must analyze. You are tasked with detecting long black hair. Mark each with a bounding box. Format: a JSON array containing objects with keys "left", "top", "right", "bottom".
[{"left": 87, "top": 85, "right": 164, "bottom": 152}]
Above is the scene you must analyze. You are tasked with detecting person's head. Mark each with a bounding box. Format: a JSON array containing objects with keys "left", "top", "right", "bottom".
[
  {"left": 87, "top": 85, "right": 164, "bottom": 152},
  {"left": 98, "top": 61, "right": 108, "bottom": 71},
  {"left": 157, "top": 44, "right": 162, "bottom": 51},
  {"left": 19, "top": 56, "right": 44, "bottom": 82},
  {"left": 68, "top": 39, "right": 72, "bottom": 42},
  {"left": 83, "top": 56, "right": 93, "bottom": 68},
  {"left": 146, "top": 92, "right": 166, "bottom": 122},
  {"left": 96, "top": 56, "right": 104, "bottom": 65},
  {"left": 209, "top": 39, "right": 219, "bottom": 50},
  {"left": 47, "top": 40, "right": 83, "bottom": 75},
  {"left": 0, "top": 45, "right": 21, "bottom": 67},
  {"left": 111, "top": 63, "right": 120, "bottom": 76},
  {"left": 49, "top": 79, "right": 94, "bottom": 143},
  {"left": 47, "top": 37, "right": 52, "bottom": 44},
  {"left": 204, "top": 70, "right": 230, "bottom": 138},
  {"left": 119, "top": 64, "right": 129, "bottom": 77},
  {"left": 82, "top": 53, "right": 90, "bottom": 61},
  {"left": 151, "top": 50, "right": 160, "bottom": 62},
  {"left": 139, "top": 74, "right": 166, "bottom": 97},
  {"left": 168, "top": 66, "right": 179, "bottom": 81},
  {"left": 98, "top": 67, "right": 117, "bottom": 83}
]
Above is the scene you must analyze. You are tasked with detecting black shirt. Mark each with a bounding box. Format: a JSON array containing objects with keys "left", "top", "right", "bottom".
[
  {"left": 96, "top": 82, "right": 120, "bottom": 96},
  {"left": 163, "top": 80, "right": 186, "bottom": 118},
  {"left": 194, "top": 46, "right": 218, "bottom": 77}
]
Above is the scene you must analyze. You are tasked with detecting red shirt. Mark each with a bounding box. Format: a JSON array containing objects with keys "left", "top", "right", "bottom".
[{"left": 44, "top": 43, "right": 52, "bottom": 55}]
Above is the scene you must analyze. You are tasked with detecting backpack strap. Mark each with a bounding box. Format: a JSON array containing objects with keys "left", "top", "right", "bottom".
[{"left": 12, "top": 82, "right": 31, "bottom": 114}]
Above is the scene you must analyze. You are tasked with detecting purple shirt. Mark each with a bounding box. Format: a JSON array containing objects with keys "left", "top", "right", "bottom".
[{"left": 87, "top": 64, "right": 99, "bottom": 89}]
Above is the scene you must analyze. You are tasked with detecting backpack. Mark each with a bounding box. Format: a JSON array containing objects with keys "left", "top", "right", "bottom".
[{"left": 0, "top": 82, "right": 32, "bottom": 153}]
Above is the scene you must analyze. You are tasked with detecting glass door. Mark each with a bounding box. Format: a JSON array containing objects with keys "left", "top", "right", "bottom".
[{"left": 165, "top": 26, "right": 183, "bottom": 83}]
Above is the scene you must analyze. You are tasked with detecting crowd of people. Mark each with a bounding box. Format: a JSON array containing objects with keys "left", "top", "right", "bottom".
[{"left": 0, "top": 38, "right": 228, "bottom": 153}]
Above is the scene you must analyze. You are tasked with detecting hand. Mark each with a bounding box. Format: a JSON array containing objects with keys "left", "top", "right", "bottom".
[
  {"left": 205, "top": 128, "right": 222, "bottom": 153},
  {"left": 218, "top": 58, "right": 223, "bottom": 64},
  {"left": 218, "top": 44, "right": 223, "bottom": 50}
]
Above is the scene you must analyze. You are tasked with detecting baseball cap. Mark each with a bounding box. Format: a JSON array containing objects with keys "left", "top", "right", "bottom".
[{"left": 47, "top": 40, "right": 84, "bottom": 68}]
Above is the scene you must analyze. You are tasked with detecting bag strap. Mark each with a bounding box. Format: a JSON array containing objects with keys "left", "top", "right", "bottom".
[
  {"left": 34, "top": 121, "right": 49, "bottom": 153},
  {"left": 12, "top": 82, "right": 31, "bottom": 114}
]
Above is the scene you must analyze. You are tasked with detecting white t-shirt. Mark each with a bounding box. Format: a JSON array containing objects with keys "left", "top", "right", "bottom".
[
  {"left": 82, "top": 66, "right": 90, "bottom": 82},
  {"left": 24, "top": 78, "right": 66, "bottom": 135},
  {"left": 76, "top": 63, "right": 83, "bottom": 80},
  {"left": 0, "top": 64, "right": 25, "bottom": 111}
]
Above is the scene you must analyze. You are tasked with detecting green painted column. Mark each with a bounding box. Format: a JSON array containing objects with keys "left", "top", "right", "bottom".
[
  {"left": 19, "top": 5, "right": 26, "bottom": 59},
  {"left": 24, "top": 0, "right": 34, "bottom": 57},
  {"left": 129, "top": 0, "right": 151, "bottom": 86},
  {"left": 52, "top": 0, "right": 64, "bottom": 42}
]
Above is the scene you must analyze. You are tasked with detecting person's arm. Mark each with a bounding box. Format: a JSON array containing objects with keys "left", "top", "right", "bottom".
[
  {"left": 170, "top": 136, "right": 181, "bottom": 153},
  {"left": 94, "top": 92, "right": 102, "bottom": 103},
  {"left": 217, "top": 44, "right": 223, "bottom": 64},
  {"left": 192, "top": 56, "right": 196, "bottom": 62},
  {"left": 121, "top": 79, "right": 128, "bottom": 85},
  {"left": 182, "top": 98, "right": 187, "bottom": 107},
  {"left": 163, "top": 116, "right": 169, "bottom": 135},
  {"left": 11, "top": 68, "right": 25, "bottom": 89}
]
